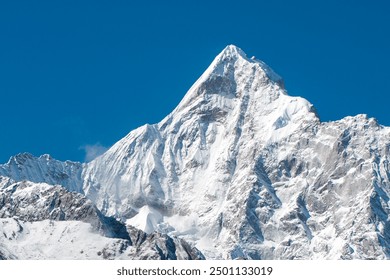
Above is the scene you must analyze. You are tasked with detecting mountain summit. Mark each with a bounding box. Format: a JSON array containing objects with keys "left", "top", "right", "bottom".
[
  {"left": 83, "top": 46, "right": 319, "bottom": 257},
  {"left": 1, "top": 45, "right": 390, "bottom": 259},
  {"left": 213, "top": 44, "right": 284, "bottom": 85},
  {"left": 175, "top": 44, "right": 285, "bottom": 113}
]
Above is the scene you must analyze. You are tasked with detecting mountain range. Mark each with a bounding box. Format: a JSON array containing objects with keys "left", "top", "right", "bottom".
[{"left": 1, "top": 45, "right": 389, "bottom": 259}]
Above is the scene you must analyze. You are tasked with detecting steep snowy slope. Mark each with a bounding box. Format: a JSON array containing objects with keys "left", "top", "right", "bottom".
[{"left": 1, "top": 45, "right": 390, "bottom": 259}]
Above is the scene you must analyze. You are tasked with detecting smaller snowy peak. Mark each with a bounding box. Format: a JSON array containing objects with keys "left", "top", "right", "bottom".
[
  {"left": 7, "top": 152, "right": 34, "bottom": 165},
  {"left": 0, "top": 153, "right": 84, "bottom": 193}
]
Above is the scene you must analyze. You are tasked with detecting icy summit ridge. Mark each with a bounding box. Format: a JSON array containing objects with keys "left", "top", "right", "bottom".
[
  {"left": 176, "top": 44, "right": 285, "bottom": 112},
  {"left": 216, "top": 44, "right": 283, "bottom": 86}
]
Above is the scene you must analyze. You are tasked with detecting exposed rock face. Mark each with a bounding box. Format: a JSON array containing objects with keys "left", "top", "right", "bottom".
[
  {"left": 0, "top": 217, "right": 204, "bottom": 260},
  {"left": 0, "top": 179, "right": 204, "bottom": 260},
  {"left": 126, "top": 227, "right": 204, "bottom": 260},
  {"left": 0, "top": 179, "right": 127, "bottom": 239},
  {"left": 1, "top": 45, "right": 390, "bottom": 259}
]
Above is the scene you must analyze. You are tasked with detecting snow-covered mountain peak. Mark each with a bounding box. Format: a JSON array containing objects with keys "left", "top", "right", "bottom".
[
  {"left": 83, "top": 45, "right": 320, "bottom": 254},
  {"left": 170, "top": 45, "right": 291, "bottom": 124},
  {"left": 214, "top": 44, "right": 283, "bottom": 84},
  {"left": 3, "top": 45, "right": 390, "bottom": 260},
  {"left": 213, "top": 44, "right": 283, "bottom": 86},
  {"left": 7, "top": 152, "right": 34, "bottom": 164},
  {"left": 7, "top": 153, "right": 57, "bottom": 165},
  {"left": 217, "top": 44, "right": 247, "bottom": 59},
  {"left": 0, "top": 153, "right": 83, "bottom": 193}
]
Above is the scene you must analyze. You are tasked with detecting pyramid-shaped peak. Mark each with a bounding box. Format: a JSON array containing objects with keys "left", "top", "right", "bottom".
[
  {"left": 210, "top": 45, "right": 284, "bottom": 88},
  {"left": 219, "top": 44, "right": 247, "bottom": 58},
  {"left": 170, "top": 45, "right": 288, "bottom": 115}
]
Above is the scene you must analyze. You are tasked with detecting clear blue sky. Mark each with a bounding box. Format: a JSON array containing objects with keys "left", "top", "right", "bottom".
[{"left": 1, "top": 0, "right": 389, "bottom": 163}]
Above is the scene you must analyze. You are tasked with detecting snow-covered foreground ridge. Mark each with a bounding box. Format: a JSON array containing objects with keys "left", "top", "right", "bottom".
[{"left": 1, "top": 45, "right": 390, "bottom": 259}]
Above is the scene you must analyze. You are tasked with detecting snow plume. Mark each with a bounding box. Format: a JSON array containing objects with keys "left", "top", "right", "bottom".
[{"left": 80, "top": 143, "right": 108, "bottom": 162}]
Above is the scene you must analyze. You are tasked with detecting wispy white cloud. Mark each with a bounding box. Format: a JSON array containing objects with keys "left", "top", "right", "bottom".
[{"left": 80, "top": 143, "right": 108, "bottom": 162}]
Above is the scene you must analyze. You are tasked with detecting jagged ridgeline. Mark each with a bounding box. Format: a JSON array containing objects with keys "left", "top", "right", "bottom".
[{"left": 1, "top": 45, "right": 390, "bottom": 259}]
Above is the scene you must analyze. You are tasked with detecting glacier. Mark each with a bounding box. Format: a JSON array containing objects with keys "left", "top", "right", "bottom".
[{"left": 1, "top": 45, "right": 390, "bottom": 259}]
